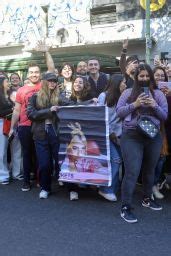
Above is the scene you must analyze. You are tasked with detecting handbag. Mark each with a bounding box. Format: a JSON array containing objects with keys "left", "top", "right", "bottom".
[{"left": 137, "top": 115, "right": 159, "bottom": 139}]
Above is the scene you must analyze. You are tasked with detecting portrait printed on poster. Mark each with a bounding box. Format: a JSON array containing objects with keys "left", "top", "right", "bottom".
[{"left": 57, "top": 106, "right": 111, "bottom": 186}]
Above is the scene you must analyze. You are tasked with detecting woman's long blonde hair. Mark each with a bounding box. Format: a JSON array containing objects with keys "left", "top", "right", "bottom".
[{"left": 36, "top": 80, "right": 59, "bottom": 108}]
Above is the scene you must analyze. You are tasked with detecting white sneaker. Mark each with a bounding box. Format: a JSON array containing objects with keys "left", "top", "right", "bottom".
[
  {"left": 39, "top": 190, "right": 49, "bottom": 199},
  {"left": 98, "top": 191, "right": 117, "bottom": 201},
  {"left": 1, "top": 180, "right": 9, "bottom": 185},
  {"left": 70, "top": 191, "right": 79, "bottom": 201},
  {"left": 152, "top": 185, "right": 164, "bottom": 199},
  {"left": 13, "top": 175, "right": 24, "bottom": 181}
]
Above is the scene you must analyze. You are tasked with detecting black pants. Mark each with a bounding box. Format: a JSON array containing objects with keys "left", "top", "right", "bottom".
[
  {"left": 18, "top": 126, "right": 37, "bottom": 183},
  {"left": 120, "top": 130, "right": 162, "bottom": 206}
]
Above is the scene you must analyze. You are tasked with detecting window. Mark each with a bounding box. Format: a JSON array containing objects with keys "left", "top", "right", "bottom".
[{"left": 90, "top": 5, "right": 117, "bottom": 25}]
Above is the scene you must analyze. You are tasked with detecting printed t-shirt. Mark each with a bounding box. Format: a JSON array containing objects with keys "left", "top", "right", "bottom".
[{"left": 16, "top": 82, "right": 41, "bottom": 126}]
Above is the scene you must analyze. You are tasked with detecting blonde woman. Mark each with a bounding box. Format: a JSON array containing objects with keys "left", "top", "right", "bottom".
[{"left": 27, "top": 73, "right": 64, "bottom": 199}]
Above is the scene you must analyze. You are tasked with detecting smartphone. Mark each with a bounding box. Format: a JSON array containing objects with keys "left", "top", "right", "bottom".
[
  {"left": 154, "top": 54, "right": 160, "bottom": 61},
  {"left": 58, "top": 76, "right": 64, "bottom": 84},
  {"left": 142, "top": 87, "right": 150, "bottom": 96},
  {"left": 158, "top": 82, "right": 171, "bottom": 89}
]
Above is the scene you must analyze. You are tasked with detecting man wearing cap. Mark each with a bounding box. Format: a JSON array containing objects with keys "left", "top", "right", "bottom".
[{"left": 9, "top": 63, "right": 41, "bottom": 192}]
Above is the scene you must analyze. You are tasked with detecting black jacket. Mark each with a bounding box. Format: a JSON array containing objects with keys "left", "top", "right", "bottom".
[
  {"left": 27, "top": 94, "right": 59, "bottom": 140},
  {"left": 27, "top": 93, "right": 73, "bottom": 140},
  {"left": 88, "top": 72, "right": 109, "bottom": 98},
  {"left": 0, "top": 96, "right": 13, "bottom": 119}
]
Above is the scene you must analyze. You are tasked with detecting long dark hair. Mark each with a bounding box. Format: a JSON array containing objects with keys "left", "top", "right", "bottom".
[
  {"left": 105, "top": 74, "right": 124, "bottom": 107},
  {"left": 0, "top": 77, "right": 13, "bottom": 109},
  {"left": 128, "top": 64, "right": 157, "bottom": 103},
  {"left": 0, "top": 77, "right": 7, "bottom": 103},
  {"left": 70, "top": 76, "right": 91, "bottom": 101},
  {"left": 59, "top": 63, "right": 75, "bottom": 81},
  {"left": 153, "top": 66, "right": 168, "bottom": 82},
  {"left": 0, "top": 76, "right": 6, "bottom": 93}
]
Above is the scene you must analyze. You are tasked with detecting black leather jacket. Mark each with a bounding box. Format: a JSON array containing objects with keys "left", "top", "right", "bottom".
[
  {"left": 27, "top": 93, "right": 71, "bottom": 140},
  {"left": 0, "top": 96, "right": 13, "bottom": 119}
]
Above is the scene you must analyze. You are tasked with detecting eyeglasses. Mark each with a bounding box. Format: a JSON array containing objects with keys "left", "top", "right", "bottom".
[{"left": 154, "top": 74, "right": 165, "bottom": 78}]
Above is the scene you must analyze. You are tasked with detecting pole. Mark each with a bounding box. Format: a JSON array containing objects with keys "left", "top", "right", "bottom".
[
  {"left": 41, "top": 5, "right": 49, "bottom": 38},
  {"left": 145, "top": 0, "right": 151, "bottom": 64}
]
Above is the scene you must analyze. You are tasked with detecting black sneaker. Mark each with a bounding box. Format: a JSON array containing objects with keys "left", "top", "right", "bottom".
[
  {"left": 120, "top": 205, "right": 138, "bottom": 223},
  {"left": 21, "top": 182, "right": 31, "bottom": 192},
  {"left": 142, "top": 198, "right": 162, "bottom": 210}
]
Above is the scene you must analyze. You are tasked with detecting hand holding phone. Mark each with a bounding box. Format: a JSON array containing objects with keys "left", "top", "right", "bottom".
[
  {"left": 58, "top": 76, "right": 64, "bottom": 84},
  {"left": 143, "top": 87, "right": 150, "bottom": 96},
  {"left": 154, "top": 55, "right": 161, "bottom": 66},
  {"left": 158, "top": 82, "right": 171, "bottom": 89},
  {"left": 158, "top": 82, "right": 171, "bottom": 96}
]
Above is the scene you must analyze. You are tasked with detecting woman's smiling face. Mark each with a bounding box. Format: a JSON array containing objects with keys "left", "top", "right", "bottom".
[
  {"left": 61, "top": 65, "right": 73, "bottom": 80},
  {"left": 73, "top": 77, "right": 84, "bottom": 92}
]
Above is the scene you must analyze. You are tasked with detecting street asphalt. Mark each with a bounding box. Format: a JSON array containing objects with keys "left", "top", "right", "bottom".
[{"left": 0, "top": 180, "right": 171, "bottom": 256}]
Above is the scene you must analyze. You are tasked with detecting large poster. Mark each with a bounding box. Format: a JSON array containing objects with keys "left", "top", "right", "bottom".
[{"left": 57, "top": 105, "right": 111, "bottom": 186}]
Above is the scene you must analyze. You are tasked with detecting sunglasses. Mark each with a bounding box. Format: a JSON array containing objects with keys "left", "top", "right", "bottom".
[{"left": 48, "top": 79, "right": 58, "bottom": 83}]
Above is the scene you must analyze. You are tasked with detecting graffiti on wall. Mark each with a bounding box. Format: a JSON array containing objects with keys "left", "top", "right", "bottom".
[
  {"left": 0, "top": 2, "right": 46, "bottom": 46},
  {"left": 0, "top": 0, "right": 91, "bottom": 46},
  {"left": 48, "top": 0, "right": 91, "bottom": 44},
  {"left": 0, "top": 0, "right": 170, "bottom": 49}
]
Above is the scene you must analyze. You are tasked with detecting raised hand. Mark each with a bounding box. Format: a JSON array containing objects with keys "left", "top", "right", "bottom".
[
  {"left": 34, "top": 39, "right": 50, "bottom": 52},
  {"left": 123, "top": 38, "right": 129, "bottom": 49},
  {"left": 161, "top": 59, "right": 168, "bottom": 69},
  {"left": 154, "top": 55, "right": 161, "bottom": 66}
]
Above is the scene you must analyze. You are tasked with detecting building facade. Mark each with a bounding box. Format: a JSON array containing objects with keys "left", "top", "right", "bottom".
[{"left": 0, "top": 0, "right": 171, "bottom": 73}]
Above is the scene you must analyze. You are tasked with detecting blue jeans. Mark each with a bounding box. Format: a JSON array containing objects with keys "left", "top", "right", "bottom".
[
  {"left": 34, "top": 125, "right": 59, "bottom": 192},
  {"left": 18, "top": 126, "right": 36, "bottom": 183},
  {"left": 99, "top": 141, "right": 122, "bottom": 194},
  {"left": 121, "top": 130, "right": 162, "bottom": 206}
]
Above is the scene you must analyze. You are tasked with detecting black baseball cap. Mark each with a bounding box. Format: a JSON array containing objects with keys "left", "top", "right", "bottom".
[{"left": 43, "top": 72, "right": 58, "bottom": 82}]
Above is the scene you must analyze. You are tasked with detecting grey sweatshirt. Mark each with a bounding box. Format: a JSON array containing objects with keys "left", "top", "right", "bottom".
[{"left": 98, "top": 92, "right": 122, "bottom": 137}]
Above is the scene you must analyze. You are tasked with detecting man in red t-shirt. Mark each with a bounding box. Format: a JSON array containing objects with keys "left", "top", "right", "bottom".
[{"left": 9, "top": 63, "right": 41, "bottom": 191}]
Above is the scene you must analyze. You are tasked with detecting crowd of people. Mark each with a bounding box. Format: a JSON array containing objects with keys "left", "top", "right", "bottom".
[{"left": 0, "top": 39, "right": 171, "bottom": 224}]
